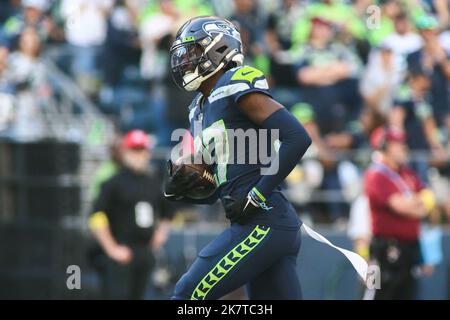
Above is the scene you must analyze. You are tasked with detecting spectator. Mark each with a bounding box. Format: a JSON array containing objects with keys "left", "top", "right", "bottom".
[
  {"left": 291, "top": 0, "right": 366, "bottom": 47},
  {"left": 230, "top": 0, "right": 267, "bottom": 70},
  {"left": 264, "top": 0, "right": 303, "bottom": 89},
  {"left": 323, "top": 106, "right": 386, "bottom": 225},
  {"left": 293, "top": 16, "right": 364, "bottom": 223},
  {"left": 360, "top": 41, "right": 403, "bottom": 114},
  {"left": 294, "top": 16, "right": 362, "bottom": 134},
  {"left": 138, "top": 0, "right": 182, "bottom": 145},
  {"left": 8, "top": 27, "right": 46, "bottom": 84},
  {"left": 101, "top": 0, "right": 141, "bottom": 88},
  {"left": 407, "top": 14, "right": 450, "bottom": 126},
  {"left": 138, "top": 0, "right": 213, "bottom": 82},
  {"left": 138, "top": 0, "right": 213, "bottom": 145},
  {"left": 285, "top": 102, "right": 328, "bottom": 213},
  {"left": 392, "top": 68, "right": 443, "bottom": 150},
  {"left": 139, "top": 0, "right": 179, "bottom": 81},
  {"left": 382, "top": 12, "right": 423, "bottom": 59},
  {"left": 325, "top": 107, "right": 386, "bottom": 151},
  {"left": 390, "top": 68, "right": 444, "bottom": 181},
  {"left": 1, "top": 0, "right": 53, "bottom": 48},
  {"left": 365, "top": 126, "right": 435, "bottom": 299},
  {"left": 88, "top": 130, "right": 171, "bottom": 299},
  {"left": 61, "top": 0, "right": 113, "bottom": 95},
  {"left": 7, "top": 26, "right": 50, "bottom": 140},
  {"left": 390, "top": 62, "right": 444, "bottom": 182},
  {"left": 291, "top": 101, "right": 347, "bottom": 224}
]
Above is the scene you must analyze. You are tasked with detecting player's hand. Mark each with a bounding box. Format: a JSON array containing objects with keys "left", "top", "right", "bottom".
[
  {"left": 164, "top": 160, "right": 201, "bottom": 200},
  {"left": 223, "top": 188, "right": 272, "bottom": 224},
  {"left": 107, "top": 245, "right": 133, "bottom": 265}
]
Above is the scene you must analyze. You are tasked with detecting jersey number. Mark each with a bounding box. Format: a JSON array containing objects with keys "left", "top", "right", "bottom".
[{"left": 196, "top": 119, "right": 229, "bottom": 185}]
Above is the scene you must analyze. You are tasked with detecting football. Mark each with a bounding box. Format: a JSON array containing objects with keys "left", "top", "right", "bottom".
[{"left": 175, "top": 155, "right": 217, "bottom": 199}]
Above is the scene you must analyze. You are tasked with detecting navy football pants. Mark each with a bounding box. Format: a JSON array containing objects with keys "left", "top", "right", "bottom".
[{"left": 172, "top": 223, "right": 302, "bottom": 300}]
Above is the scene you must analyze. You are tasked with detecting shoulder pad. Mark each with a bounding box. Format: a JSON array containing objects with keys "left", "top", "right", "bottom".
[{"left": 230, "top": 65, "right": 265, "bottom": 83}]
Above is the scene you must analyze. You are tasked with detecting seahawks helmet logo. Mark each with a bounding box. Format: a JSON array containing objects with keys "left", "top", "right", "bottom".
[{"left": 202, "top": 21, "right": 241, "bottom": 42}]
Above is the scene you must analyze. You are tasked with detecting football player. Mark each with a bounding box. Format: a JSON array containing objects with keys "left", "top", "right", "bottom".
[{"left": 164, "top": 16, "right": 311, "bottom": 300}]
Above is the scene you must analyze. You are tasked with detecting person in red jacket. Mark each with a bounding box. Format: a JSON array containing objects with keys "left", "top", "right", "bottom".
[{"left": 364, "top": 126, "right": 430, "bottom": 300}]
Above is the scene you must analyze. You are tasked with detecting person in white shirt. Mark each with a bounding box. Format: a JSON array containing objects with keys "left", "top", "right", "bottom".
[
  {"left": 139, "top": 0, "right": 180, "bottom": 81},
  {"left": 360, "top": 41, "right": 403, "bottom": 114},
  {"left": 382, "top": 12, "right": 423, "bottom": 58},
  {"left": 8, "top": 27, "right": 49, "bottom": 140},
  {"left": 61, "top": 0, "right": 113, "bottom": 93},
  {"left": 61, "top": 0, "right": 112, "bottom": 48}
]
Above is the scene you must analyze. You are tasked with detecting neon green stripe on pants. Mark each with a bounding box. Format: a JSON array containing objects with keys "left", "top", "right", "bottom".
[{"left": 191, "top": 225, "right": 270, "bottom": 300}]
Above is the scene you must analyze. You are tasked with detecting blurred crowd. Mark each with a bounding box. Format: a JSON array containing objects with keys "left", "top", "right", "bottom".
[{"left": 1, "top": 0, "right": 450, "bottom": 225}]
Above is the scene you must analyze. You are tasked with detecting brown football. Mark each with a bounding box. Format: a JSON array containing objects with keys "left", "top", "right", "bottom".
[{"left": 174, "top": 156, "right": 217, "bottom": 199}]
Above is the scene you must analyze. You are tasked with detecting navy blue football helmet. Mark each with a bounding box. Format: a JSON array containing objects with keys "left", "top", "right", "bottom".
[{"left": 170, "top": 16, "right": 244, "bottom": 91}]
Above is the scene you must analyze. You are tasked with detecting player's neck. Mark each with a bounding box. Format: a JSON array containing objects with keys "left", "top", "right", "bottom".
[{"left": 199, "top": 70, "right": 225, "bottom": 98}]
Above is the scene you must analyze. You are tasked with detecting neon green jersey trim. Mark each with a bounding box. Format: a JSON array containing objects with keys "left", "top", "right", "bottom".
[{"left": 251, "top": 187, "right": 266, "bottom": 202}]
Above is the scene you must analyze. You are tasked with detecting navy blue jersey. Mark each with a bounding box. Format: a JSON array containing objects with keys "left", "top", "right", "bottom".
[{"left": 187, "top": 65, "right": 301, "bottom": 230}]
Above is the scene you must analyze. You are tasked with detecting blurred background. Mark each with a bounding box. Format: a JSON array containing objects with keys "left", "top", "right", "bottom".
[{"left": 0, "top": 0, "right": 450, "bottom": 300}]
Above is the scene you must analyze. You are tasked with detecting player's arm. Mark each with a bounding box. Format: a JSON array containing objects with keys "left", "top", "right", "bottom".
[
  {"left": 225, "top": 92, "right": 311, "bottom": 223},
  {"left": 238, "top": 93, "right": 312, "bottom": 196}
]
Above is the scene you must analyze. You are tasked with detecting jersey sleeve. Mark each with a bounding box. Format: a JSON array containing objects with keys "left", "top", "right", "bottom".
[{"left": 227, "top": 66, "right": 272, "bottom": 103}]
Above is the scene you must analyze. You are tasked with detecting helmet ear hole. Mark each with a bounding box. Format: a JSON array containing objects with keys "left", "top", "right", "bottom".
[{"left": 216, "top": 46, "right": 227, "bottom": 53}]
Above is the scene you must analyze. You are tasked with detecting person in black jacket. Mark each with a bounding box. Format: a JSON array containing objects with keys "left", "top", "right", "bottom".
[{"left": 88, "top": 130, "right": 171, "bottom": 299}]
